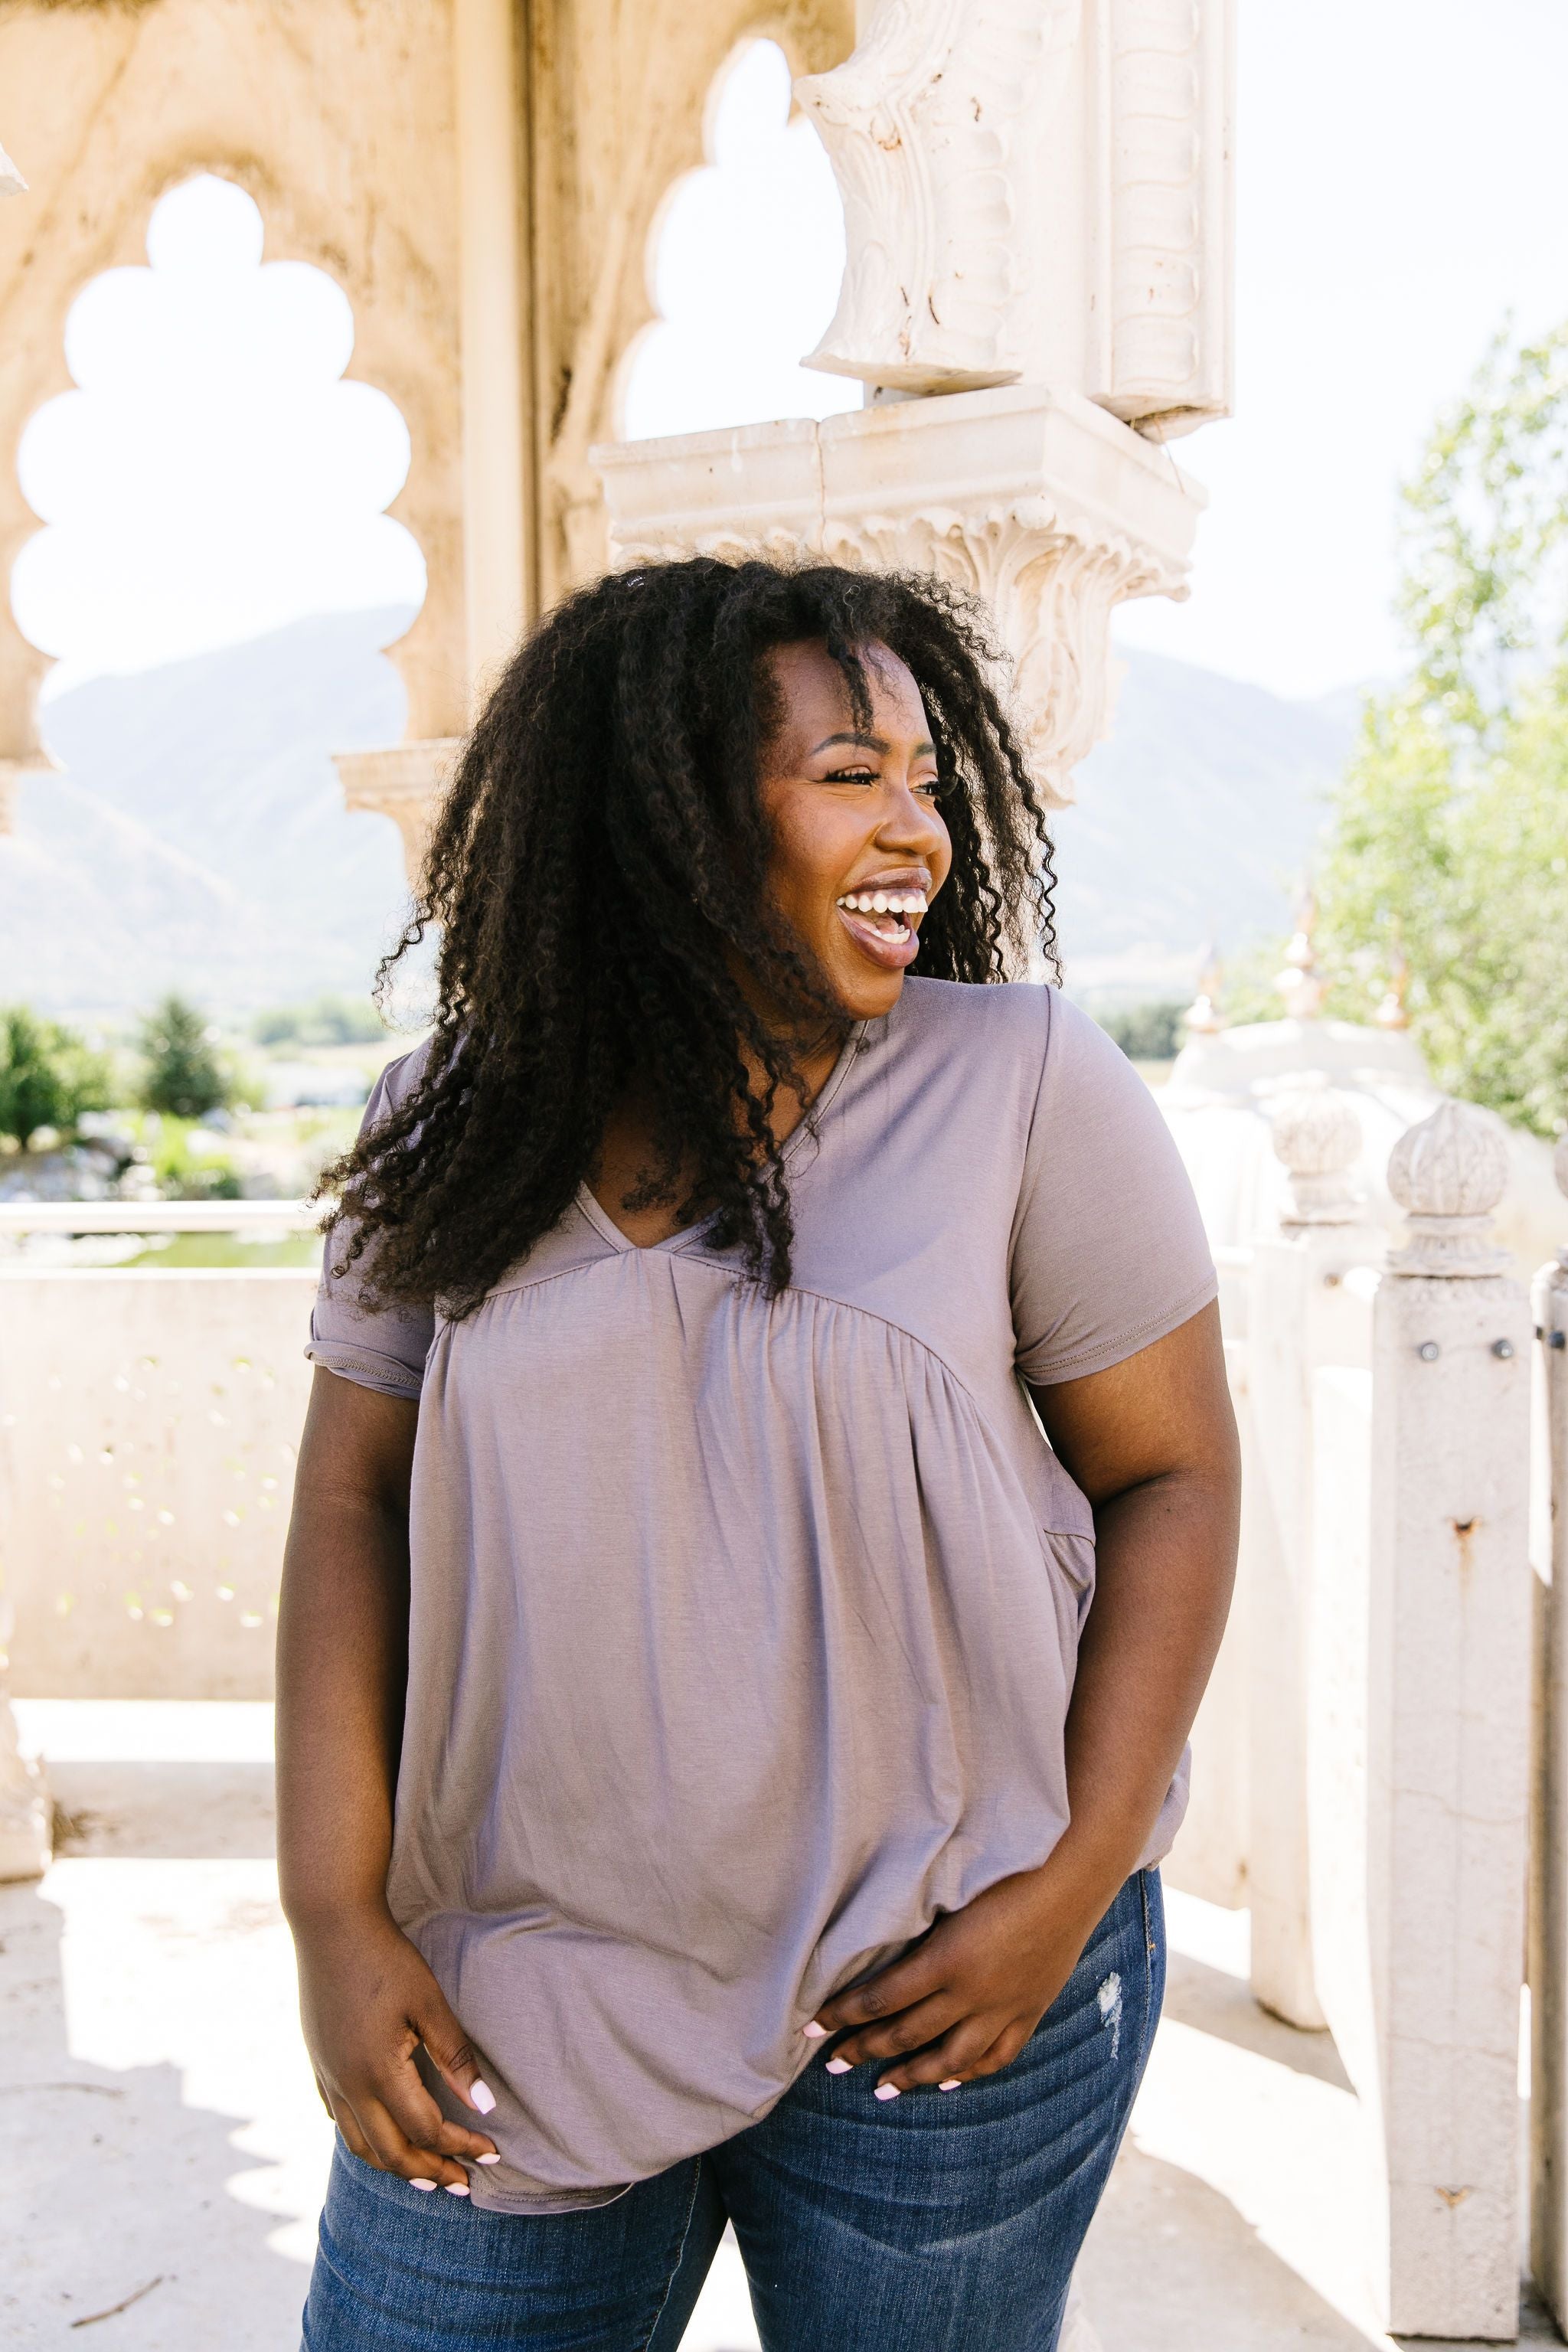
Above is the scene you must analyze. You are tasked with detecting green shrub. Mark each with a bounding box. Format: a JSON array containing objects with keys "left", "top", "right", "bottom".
[
  {"left": 250, "top": 995, "right": 386, "bottom": 1048},
  {"left": 1093, "top": 1001, "right": 1187, "bottom": 1063},
  {"left": 147, "top": 1116, "right": 243, "bottom": 1201},
  {"left": 0, "top": 1006, "right": 111, "bottom": 1149}
]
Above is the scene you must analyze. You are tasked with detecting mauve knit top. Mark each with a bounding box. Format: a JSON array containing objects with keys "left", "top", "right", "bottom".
[{"left": 305, "top": 978, "right": 1217, "bottom": 2212}]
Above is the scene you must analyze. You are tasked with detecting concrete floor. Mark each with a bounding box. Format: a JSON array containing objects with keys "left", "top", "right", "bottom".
[{"left": 3, "top": 1700, "right": 1561, "bottom": 2352}]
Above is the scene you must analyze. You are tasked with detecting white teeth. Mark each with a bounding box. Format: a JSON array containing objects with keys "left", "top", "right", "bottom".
[{"left": 837, "top": 889, "right": 929, "bottom": 915}]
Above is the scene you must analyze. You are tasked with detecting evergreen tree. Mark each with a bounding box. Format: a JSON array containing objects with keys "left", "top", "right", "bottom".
[{"left": 136, "top": 995, "right": 234, "bottom": 1119}]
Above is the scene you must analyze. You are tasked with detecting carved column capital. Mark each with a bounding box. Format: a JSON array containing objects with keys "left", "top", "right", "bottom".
[
  {"left": 333, "top": 739, "right": 465, "bottom": 889},
  {"left": 593, "top": 384, "right": 1202, "bottom": 804}
]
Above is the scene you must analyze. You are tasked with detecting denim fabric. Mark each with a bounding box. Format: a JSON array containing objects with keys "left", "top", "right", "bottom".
[{"left": 302, "top": 1870, "right": 1163, "bottom": 2352}]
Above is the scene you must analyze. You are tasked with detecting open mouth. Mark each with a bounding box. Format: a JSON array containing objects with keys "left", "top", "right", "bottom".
[
  {"left": 834, "top": 888, "right": 927, "bottom": 944},
  {"left": 834, "top": 887, "right": 928, "bottom": 969}
]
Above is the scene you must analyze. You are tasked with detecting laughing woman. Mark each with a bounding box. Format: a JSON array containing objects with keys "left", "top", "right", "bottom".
[{"left": 279, "top": 557, "right": 1238, "bottom": 2352}]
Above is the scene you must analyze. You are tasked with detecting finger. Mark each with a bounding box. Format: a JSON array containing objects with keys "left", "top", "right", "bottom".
[
  {"left": 810, "top": 1951, "right": 946, "bottom": 2038},
  {"left": 965, "top": 2020, "right": 1033, "bottom": 2080},
  {"left": 825, "top": 1992, "right": 962, "bottom": 2073},
  {"left": 330, "top": 2097, "right": 385, "bottom": 2171},
  {"left": 413, "top": 1985, "right": 501, "bottom": 2125},
  {"left": 871, "top": 2016, "right": 1011, "bottom": 2095},
  {"left": 378, "top": 2043, "right": 498, "bottom": 2166},
  {"left": 354, "top": 2090, "right": 473, "bottom": 2193}
]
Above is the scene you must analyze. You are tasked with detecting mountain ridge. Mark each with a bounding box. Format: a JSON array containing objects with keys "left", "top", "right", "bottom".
[{"left": 0, "top": 609, "right": 1359, "bottom": 1016}]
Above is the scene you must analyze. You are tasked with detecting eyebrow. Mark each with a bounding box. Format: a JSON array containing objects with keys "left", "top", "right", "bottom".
[{"left": 811, "top": 730, "right": 938, "bottom": 759}]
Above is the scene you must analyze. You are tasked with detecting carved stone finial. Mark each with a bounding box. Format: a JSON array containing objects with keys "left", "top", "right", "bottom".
[
  {"left": 1184, "top": 943, "right": 1226, "bottom": 1037},
  {"left": 1387, "top": 1099, "right": 1510, "bottom": 1278},
  {"left": 1270, "top": 1080, "right": 1364, "bottom": 1227},
  {"left": 1274, "top": 888, "right": 1323, "bottom": 1021}
]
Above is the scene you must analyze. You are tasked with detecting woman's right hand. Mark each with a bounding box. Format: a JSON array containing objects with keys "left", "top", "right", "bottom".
[{"left": 294, "top": 1906, "right": 500, "bottom": 2192}]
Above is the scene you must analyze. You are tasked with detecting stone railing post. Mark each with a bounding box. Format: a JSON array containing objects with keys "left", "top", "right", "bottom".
[
  {"left": 1245, "top": 1082, "right": 1383, "bottom": 2029},
  {"left": 1530, "top": 1130, "right": 1568, "bottom": 2333},
  {"left": 1314, "top": 1100, "right": 1530, "bottom": 2341},
  {"left": 0, "top": 1606, "right": 49, "bottom": 1881}
]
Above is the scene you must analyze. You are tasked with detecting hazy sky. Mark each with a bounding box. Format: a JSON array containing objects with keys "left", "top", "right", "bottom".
[{"left": 11, "top": 2, "right": 1568, "bottom": 703}]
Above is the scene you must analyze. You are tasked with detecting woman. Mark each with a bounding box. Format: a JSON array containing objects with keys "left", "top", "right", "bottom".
[{"left": 279, "top": 557, "right": 1238, "bottom": 2352}]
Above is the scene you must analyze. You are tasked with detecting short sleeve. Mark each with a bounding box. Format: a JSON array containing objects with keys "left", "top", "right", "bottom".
[
  {"left": 1010, "top": 991, "right": 1217, "bottom": 1387},
  {"left": 304, "top": 1046, "right": 437, "bottom": 1401}
]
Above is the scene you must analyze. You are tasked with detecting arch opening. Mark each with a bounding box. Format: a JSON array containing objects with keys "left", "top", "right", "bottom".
[
  {"left": 0, "top": 175, "right": 426, "bottom": 1018},
  {"left": 619, "top": 39, "right": 858, "bottom": 443}
]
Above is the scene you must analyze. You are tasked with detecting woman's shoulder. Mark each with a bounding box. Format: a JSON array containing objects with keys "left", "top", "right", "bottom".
[
  {"left": 894, "top": 975, "right": 1107, "bottom": 1061},
  {"left": 891, "top": 978, "right": 1146, "bottom": 1118},
  {"left": 364, "top": 1031, "right": 440, "bottom": 1122}
]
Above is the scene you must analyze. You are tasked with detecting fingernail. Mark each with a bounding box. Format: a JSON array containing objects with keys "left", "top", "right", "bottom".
[
  {"left": 470, "top": 2079, "right": 497, "bottom": 2115},
  {"left": 874, "top": 2082, "right": 901, "bottom": 2101},
  {"left": 445, "top": 2180, "right": 471, "bottom": 2196},
  {"left": 802, "top": 2021, "right": 828, "bottom": 2040},
  {"left": 410, "top": 2177, "right": 437, "bottom": 2191},
  {"left": 939, "top": 2079, "right": 962, "bottom": 2091},
  {"left": 825, "top": 2057, "right": 852, "bottom": 2075},
  {"left": 476, "top": 2152, "right": 501, "bottom": 2165}
]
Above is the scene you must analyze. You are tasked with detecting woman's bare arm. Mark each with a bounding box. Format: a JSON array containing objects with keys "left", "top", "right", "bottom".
[
  {"left": 809, "top": 1302, "right": 1240, "bottom": 2089},
  {"left": 276, "top": 1367, "right": 498, "bottom": 2187}
]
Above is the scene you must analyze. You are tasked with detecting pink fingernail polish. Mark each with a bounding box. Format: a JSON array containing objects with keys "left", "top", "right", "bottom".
[
  {"left": 802, "top": 2021, "right": 828, "bottom": 2040},
  {"left": 445, "top": 2180, "right": 471, "bottom": 2196},
  {"left": 874, "top": 2083, "right": 901, "bottom": 2102},
  {"left": 410, "top": 2177, "right": 437, "bottom": 2191},
  {"left": 470, "top": 2080, "right": 497, "bottom": 2115},
  {"left": 939, "top": 2079, "right": 962, "bottom": 2091},
  {"left": 476, "top": 2152, "right": 501, "bottom": 2165},
  {"left": 825, "top": 2057, "right": 852, "bottom": 2074}
]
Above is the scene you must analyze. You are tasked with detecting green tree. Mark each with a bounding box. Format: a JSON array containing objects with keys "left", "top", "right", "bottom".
[
  {"left": 0, "top": 1006, "right": 110, "bottom": 1148},
  {"left": 1315, "top": 322, "right": 1568, "bottom": 1134},
  {"left": 136, "top": 995, "right": 234, "bottom": 1120}
]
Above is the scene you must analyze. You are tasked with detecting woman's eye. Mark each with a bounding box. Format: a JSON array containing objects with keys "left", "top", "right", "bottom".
[
  {"left": 824, "top": 766, "right": 877, "bottom": 785},
  {"left": 914, "top": 778, "right": 942, "bottom": 798}
]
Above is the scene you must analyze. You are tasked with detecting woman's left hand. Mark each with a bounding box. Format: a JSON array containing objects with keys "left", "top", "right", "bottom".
[{"left": 805, "top": 1856, "right": 1113, "bottom": 2095}]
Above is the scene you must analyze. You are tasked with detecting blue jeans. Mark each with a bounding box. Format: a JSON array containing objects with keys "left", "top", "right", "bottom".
[{"left": 302, "top": 1870, "right": 1163, "bottom": 2352}]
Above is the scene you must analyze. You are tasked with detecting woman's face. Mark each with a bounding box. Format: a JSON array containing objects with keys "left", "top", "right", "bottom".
[{"left": 756, "top": 638, "right": 952, "bottom": 1023}]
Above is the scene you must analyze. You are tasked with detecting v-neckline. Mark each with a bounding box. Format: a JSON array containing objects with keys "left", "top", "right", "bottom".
[{"left": 575, "top": 1021, "right": 868, "bottom": 1256}]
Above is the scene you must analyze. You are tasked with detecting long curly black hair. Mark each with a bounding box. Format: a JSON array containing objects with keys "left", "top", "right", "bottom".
[{"left": 321, "top": 556, "right": 1058, "bottom": 1311}]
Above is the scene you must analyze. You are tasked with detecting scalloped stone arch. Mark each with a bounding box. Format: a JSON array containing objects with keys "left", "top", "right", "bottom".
[{"left": 0, "top": 0, "right": 464, "bottom": 825}]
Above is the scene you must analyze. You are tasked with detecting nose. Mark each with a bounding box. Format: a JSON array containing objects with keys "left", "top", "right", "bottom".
[{"left": 876, "top": 775, "right": 945, "bottom": 859}]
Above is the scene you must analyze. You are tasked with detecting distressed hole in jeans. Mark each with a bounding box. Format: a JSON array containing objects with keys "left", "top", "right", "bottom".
[{"left": 1097, "top": 1971, "right": 1122, "bottom": 2060}]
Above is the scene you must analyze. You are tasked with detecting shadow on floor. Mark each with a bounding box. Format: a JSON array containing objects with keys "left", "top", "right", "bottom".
[
  {"left": 1162, "top": 1947, "right": 1352, "bottom": 2091},
  {"left": 1078, "top": 2137, "right": 1382, "bottom": 2350},
  {"left": 0, "top": 1870, "right": 307, "bottom": 2350}
]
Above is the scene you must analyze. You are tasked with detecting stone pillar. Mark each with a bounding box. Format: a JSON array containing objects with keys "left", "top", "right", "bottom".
[
  {"left": 1530, "top": 1130, "right": 1568, "bottom": 2333},
  {"left": 1312, "top": 1101, "right": 1530, "bottom": 2342},
  {"left": 1246, "top": 1083, "right": 1383, "bottom": 2030},
  {"left": 591, "top": 0, "right": 1233, "bottom": 806},
  {"left": 455, "top": 0, "right": 531, "bottom": 699}
]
